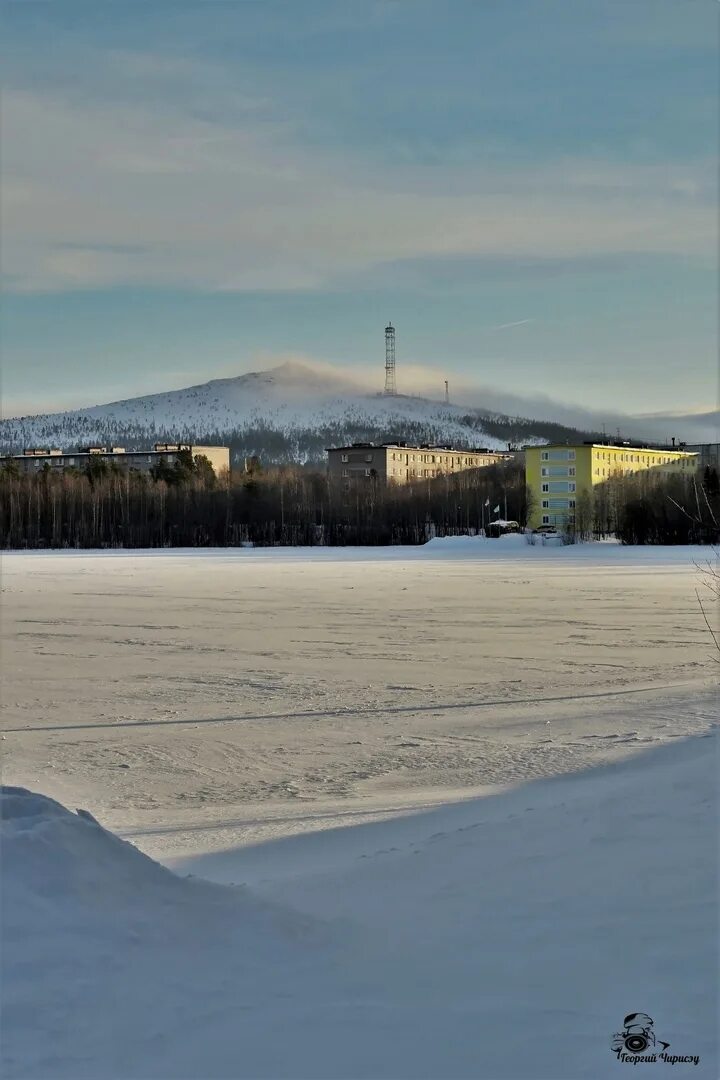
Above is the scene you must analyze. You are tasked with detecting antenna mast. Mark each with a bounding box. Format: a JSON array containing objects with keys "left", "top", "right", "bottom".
[
  {"left": 444, "top": 379, "right": 449, "bottom": 405},
  {"left": 384, "top": 323, "right": 397, "bottom": 395}
]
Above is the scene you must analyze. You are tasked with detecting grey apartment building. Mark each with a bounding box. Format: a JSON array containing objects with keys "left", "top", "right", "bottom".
[
  {"left": 685, "top": 443, "right": 720, "bottom": 470},
  {"left": 5, "top": 444, "right": 231, "bottom": 477},
  {"left": 326, "top": 443, "right": 515, "bottom": 486}
]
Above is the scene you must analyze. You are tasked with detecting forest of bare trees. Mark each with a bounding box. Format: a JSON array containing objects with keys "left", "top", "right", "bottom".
[
  {"left": 566, "top": 467, "right": 719, "bottom": 545},
  {"left": 0, "top": 456, "right": 528, "bottom": 549},
  {"left": 0, "top": 454, "right": 717, "bottom": 549}
]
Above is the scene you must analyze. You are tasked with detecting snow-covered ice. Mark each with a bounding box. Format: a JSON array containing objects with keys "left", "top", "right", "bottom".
[
  {"left": 1, "top": 539, "right": 718, "bottom": 1077},
  {"left": 2, "top": 539, "right": 715, "bottom": 856}
]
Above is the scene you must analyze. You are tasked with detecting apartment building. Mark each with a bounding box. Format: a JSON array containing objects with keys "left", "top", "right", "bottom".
[
  {"left": 685, "top": 443, "right": 720, "bottom": 471},
  {"left": 326, "top": 443, "right": 515, "bottom": 486},
  {"left": 525, "top": 441, "right": 698, "bottom": 529},
  {"left": 4, "top": 444, "right": 231, "bottom": 477}
]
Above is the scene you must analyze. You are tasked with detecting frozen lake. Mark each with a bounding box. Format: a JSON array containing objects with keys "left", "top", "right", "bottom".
[{"left": 3, "top": 538, "right": 716, "bottom": 860}]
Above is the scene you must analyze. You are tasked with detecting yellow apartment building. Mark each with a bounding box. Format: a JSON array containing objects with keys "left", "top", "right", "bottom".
[{"left": 525, "top": 442, "right": 698, "bottom": 529}]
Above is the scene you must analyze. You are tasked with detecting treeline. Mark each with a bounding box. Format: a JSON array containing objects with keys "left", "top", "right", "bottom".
[
  {"left": 464, "top": 412, "right": 605, "bottom": 449},
  {"left": 215, "top": 419, "right": 496, "bottom": 467},
  {"left": 229, "top": 415, "right": 607, "bottom": 466},
  {"left": 1, "top": 411, "right": 603, "bottom": 468},
  {"left": 565, "top": 467, "right": 720, "bottom": 545},
  {"left": 0, "top": 458, "right": 527, "bottom": 549},
  {"left": 2, "top": 457, "right": 717, "bottom": 549}
]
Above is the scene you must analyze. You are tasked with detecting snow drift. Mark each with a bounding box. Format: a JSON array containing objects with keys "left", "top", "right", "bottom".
[
  {"left": 2, "top": 733, "right": 718, "bottom": 1079},
  {"left": 1, "top": 787, "right": 332, "bottom": 1080}
]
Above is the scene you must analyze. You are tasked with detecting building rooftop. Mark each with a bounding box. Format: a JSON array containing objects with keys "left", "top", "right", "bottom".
[
  {"left": 326, "top": 442, "right": 513, "bottom": 454},
  {"left": 5, "top": 444, "right": 228, "bottom": 461},
  {"left": 523, "top": 440, "right": 695, "bottom": 453}
]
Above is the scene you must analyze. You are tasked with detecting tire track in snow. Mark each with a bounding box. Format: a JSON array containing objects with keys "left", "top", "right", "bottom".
[{"left": 3, "top": 678, "right": 708, "bottom": 734}]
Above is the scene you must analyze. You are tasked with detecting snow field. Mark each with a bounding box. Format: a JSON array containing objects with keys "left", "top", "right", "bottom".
[
  {"left": 2, "top": 541, "right": 715, "bottom": 857},
  {"left": 1, "top": 541, "right": 717, "bottom": 1077},
  {"left": 2, "top": 730, "right": 717, "bottom": 1078}
]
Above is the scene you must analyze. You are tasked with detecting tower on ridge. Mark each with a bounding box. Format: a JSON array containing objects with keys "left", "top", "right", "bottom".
[{"left": 384, "top": 323, "right": 397, "bottom": 396}]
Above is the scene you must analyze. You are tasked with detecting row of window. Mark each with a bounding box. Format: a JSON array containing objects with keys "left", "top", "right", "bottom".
[
  {"left": 31, "top": 454, "right": 163, "bottom": 467},
  {"left": 593, "top": 461, "right": 689, "bottom": 478},
  {"left": 541, "top": 466, "right": 576, "bottom": 477},
  {"left": 541, "top": 449, "right": 693, "bottom": 467},
  {"left": 390, "top": 467, "right": 439, "bottom": 478},
  {"left": 340, "top": 451, "right": 494, "bottom": 467},
  {"left": 541, "top": 482, "right": 576, "bottom": 493},
  {"left": 390, "top": 452, "right": 482, "bottom": 466},
  {"left": 340, "top": 466, "right": 461, "bottom": 481},
  {"left": 541, "top": 450, "right": 576, "bottom": 461},
  {"left": 542, "top": 513, "right": 574, "bottom": 525},
  {"left": 594, "top": 450, "right": 688, "bottom": 465}
]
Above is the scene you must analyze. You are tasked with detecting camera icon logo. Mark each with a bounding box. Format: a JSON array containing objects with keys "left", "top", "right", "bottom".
[{"left": 611, "top": 1013, "right": 670, "bottom": 1059}]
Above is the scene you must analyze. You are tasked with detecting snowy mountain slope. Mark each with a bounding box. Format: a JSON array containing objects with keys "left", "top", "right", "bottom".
[
  {"left": 5, "top": 358, "right": 705, "bottom": 464},
  {"left": 0, "top": 361, "right": 539, "bottom": 461}
]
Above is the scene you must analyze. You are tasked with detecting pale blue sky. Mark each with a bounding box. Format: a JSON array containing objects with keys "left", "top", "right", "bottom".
[{"left": 1, "top": 0, "right": 717, "bottom": 415}]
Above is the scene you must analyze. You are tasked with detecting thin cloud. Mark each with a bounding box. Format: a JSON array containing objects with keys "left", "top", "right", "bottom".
[
  {"left": 1, "top": 53, "right": 717, "bottom": 293},
  {"left": 492, "top": 319, "right": 535, "bottom": 330}
]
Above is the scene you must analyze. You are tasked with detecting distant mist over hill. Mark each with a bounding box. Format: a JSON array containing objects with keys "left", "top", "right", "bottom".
[{"left": 1, "top": 361, "right": 712, "bottom": 466}]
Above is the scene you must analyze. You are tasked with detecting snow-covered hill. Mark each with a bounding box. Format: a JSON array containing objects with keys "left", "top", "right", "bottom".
[
  {"left": 7, "top": 358, "right": 707, "bottom": 465},
  {"left": 0, "top": 361, "right": 541, "bottom": 462}
]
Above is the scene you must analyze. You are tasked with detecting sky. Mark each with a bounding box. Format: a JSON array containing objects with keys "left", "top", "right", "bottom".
[{"left": 1, "top": 0, "right": 718, "bottom": 418}]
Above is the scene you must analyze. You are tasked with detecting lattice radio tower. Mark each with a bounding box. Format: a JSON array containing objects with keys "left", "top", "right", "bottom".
[{"left": 384, "top": 322, "right": 397, "bottom": 395}]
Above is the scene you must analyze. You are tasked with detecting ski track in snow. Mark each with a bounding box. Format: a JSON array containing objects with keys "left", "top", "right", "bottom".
[
  {"left": 1, "top": 537, "right": 716, "bottom": 857},
  {"left": 1, "top": 538, "right": 718, "bottom": 1078}
]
